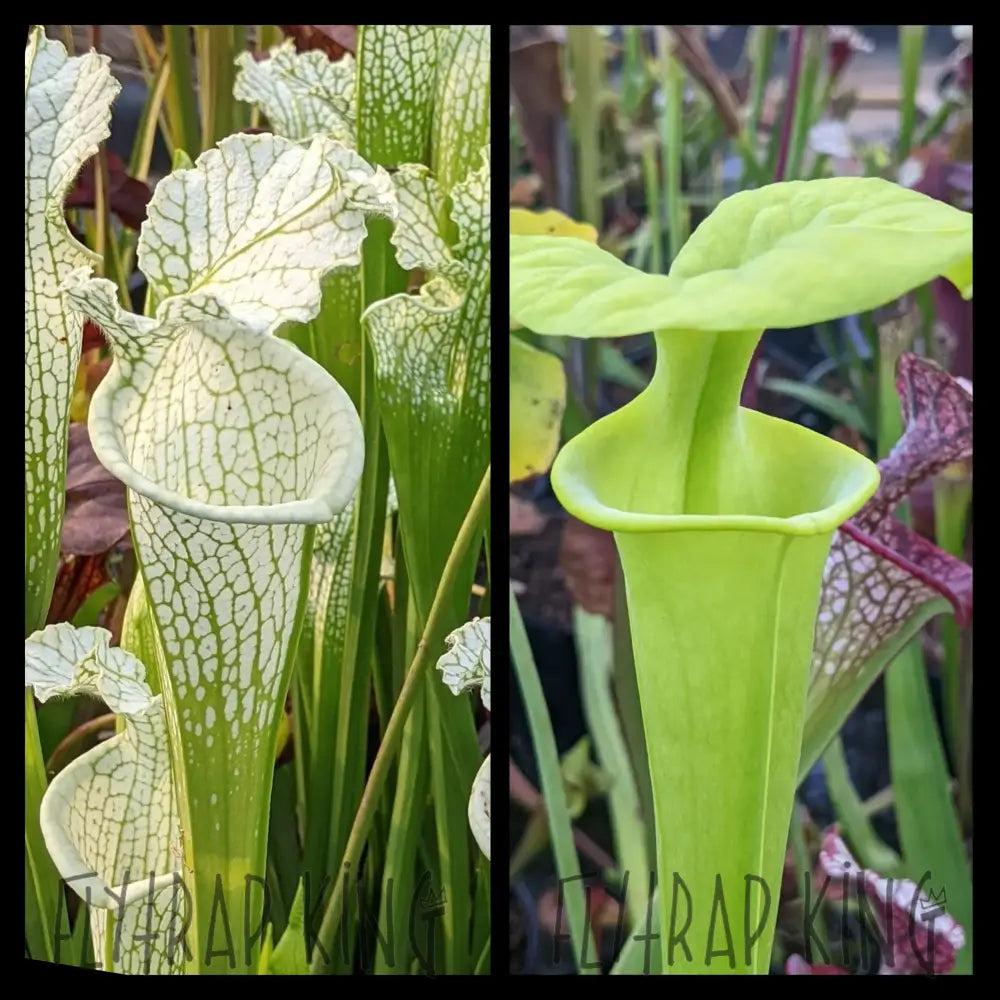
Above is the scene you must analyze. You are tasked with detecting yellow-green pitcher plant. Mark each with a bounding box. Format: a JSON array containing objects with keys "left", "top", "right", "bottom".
[{"left": 510, "top": 177, "right": 971, "bottom": 974}]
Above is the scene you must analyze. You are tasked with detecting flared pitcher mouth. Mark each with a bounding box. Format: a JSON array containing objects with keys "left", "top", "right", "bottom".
[
  {"left": 551, "top": 402, "right": 880, "bottom": 537},
  {"left": 88, "top": 328, "right": 364, "bottom": 526}
]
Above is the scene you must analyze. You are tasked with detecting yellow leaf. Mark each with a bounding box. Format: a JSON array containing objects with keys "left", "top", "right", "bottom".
[
  {"left": 510, "top": 336, "right": 566, "bottom": 483},
  {"left": 509, "top": 208, "right": 598, "bottom": 243}
]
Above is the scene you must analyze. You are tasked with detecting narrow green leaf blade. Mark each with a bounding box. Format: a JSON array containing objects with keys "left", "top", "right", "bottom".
[
  {"left": 763, "top": 377, "right": 873, "bottom": 437},
  {"left": 886, "top": 645, "right": 973, "bottom": 974},
  {"left": 25, "top": 690, "right": 60, "bottom": 965}
]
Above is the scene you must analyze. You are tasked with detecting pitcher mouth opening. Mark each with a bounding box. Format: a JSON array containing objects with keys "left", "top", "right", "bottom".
[
  {"left": 551, "top": 402, "right": 880, "bottom": 537},
  {"left": 88, "top": 332, "right": 364, "bottom": 526}
]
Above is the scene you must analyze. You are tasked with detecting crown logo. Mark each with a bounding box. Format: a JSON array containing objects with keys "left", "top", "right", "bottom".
[
  {"left": 418, "top": 882, "right": 447, "bottom": 918},
  {"left": 919, "top": 886, "right": 947, "bottom": 919}
]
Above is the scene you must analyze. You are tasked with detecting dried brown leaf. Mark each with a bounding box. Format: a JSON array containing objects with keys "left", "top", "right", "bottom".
[{"left": 559, "top": 517, "right": 617, "bottom": 620}]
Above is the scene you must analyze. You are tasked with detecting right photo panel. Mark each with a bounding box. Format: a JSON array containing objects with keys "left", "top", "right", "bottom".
[{"left": 508, "top": 24, "right": 973, "bottom": 976}]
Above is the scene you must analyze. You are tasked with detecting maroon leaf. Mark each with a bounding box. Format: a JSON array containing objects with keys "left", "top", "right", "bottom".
[
  {"left": 61, "top": 424, "right": 130, "bottom": 556},
  {"left": 842, "top": 519, "right": 972, "bottom": 627},
  {"left": 279, "top": 25, "right": 357, "bottom": 60},
  {"left": 933, "top": 278, "right": 972, "bottom": 380},
  {"left": 810, "top": 525, "right": 971, "bottom": 718},
  {"left": 46, "top": 554, "right": 107, "bottom": 626},
  {"left": 827, "top": 25, "right": 875, "bottom": 82},
  {"left": 819, "top": 829, "right": 966, "bottom": 975},
  {"left": 65, "top": 150, "right": 152, "bottom": 231},
  {"left": 537, "top": 883, "right": 621, "bottom": 956},
  {"left": 855, "top": 354, "right": 972, "bottom": 531},
  {"left": 804, "top": 355, "right": 973, "bottom": 771},
  {"left": 82, "top": 320, "right": 106, "bottom": 353}
]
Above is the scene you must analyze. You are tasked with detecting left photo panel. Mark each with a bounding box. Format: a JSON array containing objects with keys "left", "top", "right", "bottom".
[{"left": 26, "top": 25, "right": 492, "bottom": 975}]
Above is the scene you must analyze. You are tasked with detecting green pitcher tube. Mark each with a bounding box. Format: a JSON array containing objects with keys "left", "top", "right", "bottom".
[{"left": 551, "top": 328, "right": 880, "bottom": 973}]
